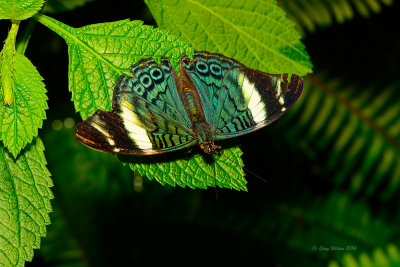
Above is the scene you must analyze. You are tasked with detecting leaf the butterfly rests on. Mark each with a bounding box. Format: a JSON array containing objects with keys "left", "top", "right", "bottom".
[{"left": 76, "top": 51, "right": 303, "bottom": 185}]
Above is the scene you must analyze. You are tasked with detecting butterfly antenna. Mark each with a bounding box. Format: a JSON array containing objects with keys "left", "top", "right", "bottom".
[
  {"left": 214, "top": 184, "right": 219, "bottom": 199},
  {"left": 242, "top": 166, "right": 267, "bottom": 183},
  {"left": 219, "top": 151, "right": 267, "bottom": 183},
  {"left": 213, "top": 162, "right": 219, "bottom": 200}
]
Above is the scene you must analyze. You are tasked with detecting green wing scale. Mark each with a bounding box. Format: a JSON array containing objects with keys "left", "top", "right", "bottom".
[{"left": 76, "top": 51, "right": 304, "bottom": 155}]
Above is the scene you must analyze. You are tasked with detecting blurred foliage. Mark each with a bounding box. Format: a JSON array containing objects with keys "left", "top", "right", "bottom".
[
  {"left": 279, "top": 0, "right": 394, "bottom": 34},
  {"left": 9, "top": 0, "right": 398, "bottom": 266},
  {"left": 43, "top": 0, "right": 95, "bottom": 14},
  {"left": 328, "top": 244, "right": 400, "bottom": 267},
  {"left": 278, "top": 74, "right": 400, "bottom": 202}
]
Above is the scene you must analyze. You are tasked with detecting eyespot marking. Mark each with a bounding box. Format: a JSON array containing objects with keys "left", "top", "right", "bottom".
[
  {"left": 210, "top": 63, "right": 221, "bottom": 76},
  {"left": 196, "top": 61, "right": 208, "bottom": 74},
  {"left": 150, "top": 68, "right": 163, "bottom": 81},
  {"left": 140, "top": 74, "right": 152, "bottom": 88}
]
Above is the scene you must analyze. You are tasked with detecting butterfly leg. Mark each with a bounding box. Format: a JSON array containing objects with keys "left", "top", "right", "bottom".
[
  {"left": 184, "top": 148, "right": 193, "bottom": 154},
  {"left": 199, "top": 141, "right": 221, "bottom": 154}
]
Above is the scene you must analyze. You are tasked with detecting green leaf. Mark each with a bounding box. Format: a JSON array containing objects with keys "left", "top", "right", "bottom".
[
  {"left": 0, "top": 138, "right": 53, "bottom": 267},
  {"left": 127, "top": 145, "right": 247, "bottom": 191},
  {"left": 0, "top": 0, "right": 45, "bottom": 20},
  {"left": 0, "top": 52, "right": 48, "bottom": 158},
  {"left": 34, "top": 13, "right": 193, "bottom": 120},
  {"left": 35, "top": 14, "right": 246, "bottom": 190},
  {"left": 43, "top": 0, "right": 95, "bottom": 14},
  {"left": 145, "top": 0, "right": 312, "bottom": 76}
]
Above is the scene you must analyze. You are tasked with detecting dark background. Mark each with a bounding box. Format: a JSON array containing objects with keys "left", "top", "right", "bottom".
[{"left": 1, "top": 0, "right": 399, "bottom": 266}]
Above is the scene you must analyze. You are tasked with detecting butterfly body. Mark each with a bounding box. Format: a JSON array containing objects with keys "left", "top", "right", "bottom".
[{"left": 76, "top": 51, "right": 303, "bottom": 155}]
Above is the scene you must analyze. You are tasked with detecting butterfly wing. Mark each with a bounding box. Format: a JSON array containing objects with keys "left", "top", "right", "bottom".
[
  {"left": 215, "top": 69, "right": 303, "bottom": 139},
  {"left": 179, "top": 51, "right": 243, "bottom": 129},
  {"left": 76, "top": 57, "right": 196, "bottom": 155},
  {"left": 179, "top": 51, "right": 303, "bottom": 140}
]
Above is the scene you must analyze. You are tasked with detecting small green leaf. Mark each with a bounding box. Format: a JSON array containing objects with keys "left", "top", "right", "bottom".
[
  {"left": 43, "top": 0, "right": 95, "bottom": 14},
  {"left": 127, "top": 145, "right": 247, "bottom": 191},
  {"left": 145, "top": 0, "right": 313, "bottom": 76},
  {"left": 0, "top": 52, "right": 48, "bottom": 158},
  {"left": 0, "top": 138, "right": 53, "bottom": 267},
  {"left": 0, "top": 0, "right": 45, "bottom": 20}
]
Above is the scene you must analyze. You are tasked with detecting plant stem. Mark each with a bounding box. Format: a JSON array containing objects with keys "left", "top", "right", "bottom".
[
  {"left": 16, "top": 19, "right": 37, "bottom": 55},
  {"left": 0, "top": 21, "right": 20, "bottom": 105}
]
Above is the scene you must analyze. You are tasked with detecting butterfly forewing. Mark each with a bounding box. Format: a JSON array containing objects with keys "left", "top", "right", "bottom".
[
  {"left": 216, "top": 68, "right": 303, "bottom": 140},
  {"left": 76, "top": 57, "right": 196, "bottom": 155},
  {"left": 76, "top": 109, "right": 139, "bottom": 153}
]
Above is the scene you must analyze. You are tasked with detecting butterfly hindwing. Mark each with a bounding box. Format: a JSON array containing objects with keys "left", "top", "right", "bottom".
[
  {"left": 125, "top": 57, "right": 192, "bottom": 129},
  {"left": 76, "top": 57, "right": 196, "bottom": 155}
]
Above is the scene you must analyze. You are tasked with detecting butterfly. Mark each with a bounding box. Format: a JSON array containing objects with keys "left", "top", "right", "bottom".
[{"left": 76, "top": 51, "right": 303, "bottom": 155}]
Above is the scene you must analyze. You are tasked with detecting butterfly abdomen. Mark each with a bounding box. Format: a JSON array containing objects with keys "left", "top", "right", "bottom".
[
  {"left": 179, "top": 57, "right": 217, "bottom": 149},
  {"left": 181, "top": 87, "right": 215, "bottom": 147}
]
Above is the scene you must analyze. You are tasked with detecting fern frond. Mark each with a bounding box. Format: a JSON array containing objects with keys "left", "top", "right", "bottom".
[
  {"left": 38, "top": 201, "right": 89, "bottom": 267},
  {"left": 276, "top": 74, "right": 400, "bottom": 202},
  {"left": 191, "top": 189, "right": 399, "bottom": 264},
  {"left": 39, "top": 124, "right": 133, "bottom": 266},
  {"left": 328, "top": 244, "right": 400, "bottom": 267},
  {"left": 279, "top": 0, "right": 394, "bottom": 34},
  {"left": 41, "top": 123, "right": 400, "bottom": 265}
]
